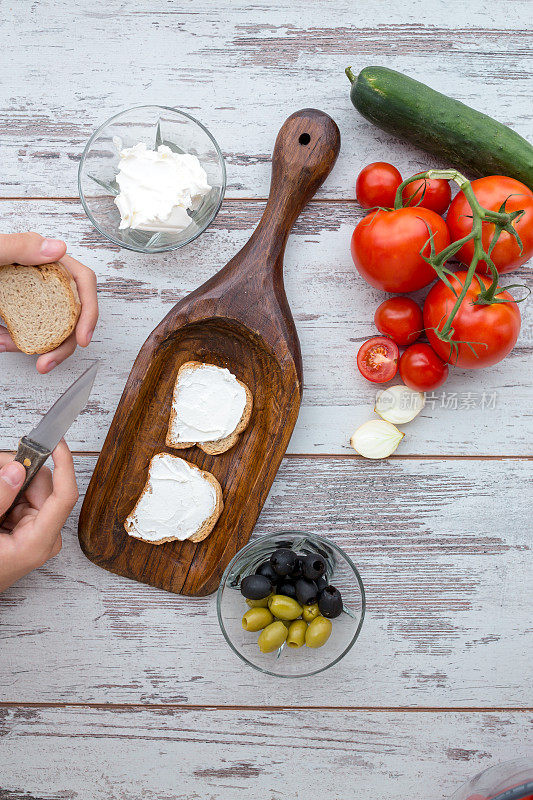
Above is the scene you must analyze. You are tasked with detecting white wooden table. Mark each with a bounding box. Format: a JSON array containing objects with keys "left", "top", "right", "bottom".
[{"left": 0, "top": 2, "right": 531, "bottom": 797}]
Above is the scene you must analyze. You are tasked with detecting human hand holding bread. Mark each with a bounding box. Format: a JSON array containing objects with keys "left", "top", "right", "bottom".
[
  {"left": 0, "top": 232, "right": 98, "bottom": 373},
  {"left": 0, "top": 233, "right": 96, "bottom": 591}
]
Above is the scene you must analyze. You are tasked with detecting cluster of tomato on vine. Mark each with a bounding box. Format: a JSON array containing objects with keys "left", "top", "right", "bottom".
[{"left": 351, "top": 163, "right": 532, "bottom": 390}]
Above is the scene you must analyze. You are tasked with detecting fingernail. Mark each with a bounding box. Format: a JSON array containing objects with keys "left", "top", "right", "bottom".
[
  {"left": 40, "top": 238, "right": 64, "bottom": 257},
  {"left": 86, "top": 327, "right": 95, "bottom": 345},
  {"left": 45, "top": 360, "right": 58, "bottom": 373},
  {"left": 0, "top": 462, "right": 25, "bottom": 488}
]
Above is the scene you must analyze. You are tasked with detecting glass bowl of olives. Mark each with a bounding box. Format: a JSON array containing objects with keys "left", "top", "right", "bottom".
[{"left": 216, "top": 531, "right": 365, "bottom": 678}]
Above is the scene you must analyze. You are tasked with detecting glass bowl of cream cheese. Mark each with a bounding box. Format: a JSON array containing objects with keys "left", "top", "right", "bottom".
[{"left": 78, "top": 106, "right": 226, "bottom": 253}]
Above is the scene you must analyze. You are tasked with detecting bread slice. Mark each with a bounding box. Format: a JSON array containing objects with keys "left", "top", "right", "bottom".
[
  {"left": 0, "top": 261, "right": 81, "bottom": 354},
  {"left": 166, "top": 361, "right": 253, "bottom": 455},
  {"left": 124, "top": 453, "right": 223, "bottom": 545}
]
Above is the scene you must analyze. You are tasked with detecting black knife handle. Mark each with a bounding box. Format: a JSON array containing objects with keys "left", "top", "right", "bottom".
[{"left": 0, "top": 437, "right": 52, "bottom": 529}]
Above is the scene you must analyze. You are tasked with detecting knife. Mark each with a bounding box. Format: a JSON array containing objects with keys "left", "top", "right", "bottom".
[{"left": 0, "top": 362, "right": 98, "bottom": 527}]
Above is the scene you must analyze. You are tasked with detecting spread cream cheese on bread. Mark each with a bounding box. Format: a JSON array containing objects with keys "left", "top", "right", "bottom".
[
  {"left": 124, "top": 453, "right": 220, "bottom": 544},
  {"left": 168, "top": 363, "right": 248, "bottom": 444}
]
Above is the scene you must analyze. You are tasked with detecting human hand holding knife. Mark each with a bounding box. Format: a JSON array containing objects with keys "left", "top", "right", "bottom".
[{"left": 0, "top": 363, "right": 97, "bottom": 592}]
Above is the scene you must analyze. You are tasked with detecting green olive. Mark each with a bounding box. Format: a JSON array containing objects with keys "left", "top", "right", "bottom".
[
  {"left": 257, "top": 621, "right": 288, "bottom": 653},
  {"left": 305, "top": 615, "right": 332, "bottom": 649},
  {"left": 302, "top": 603, "right": 320, "bottom": 623},
  {"left": 267, "top": 594, "right": 303, "bottom": 621},
  {"left": 246, "top": 595, "right": 271, "bottom": 608},
  {"left": 286, "top": 619, "right": 307, "bottom": 648},
  {"left": 242, "top": 607, "right": 274, "bottom": 632}
]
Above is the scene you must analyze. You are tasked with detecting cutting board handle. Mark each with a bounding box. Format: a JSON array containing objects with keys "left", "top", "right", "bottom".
[{"left": 234, "top": 108, "right": 341, "bottom": 271}]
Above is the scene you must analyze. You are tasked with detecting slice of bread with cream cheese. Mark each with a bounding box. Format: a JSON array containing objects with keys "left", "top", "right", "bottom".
[
  {"left": 166, "top": 361, "right": 253, "bottom": 455},
  {"left": 124, "top": 453, "right": 223, "bottom": 545}
]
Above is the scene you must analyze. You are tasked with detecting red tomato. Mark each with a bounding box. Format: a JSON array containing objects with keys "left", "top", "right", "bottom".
[
  {"left": 402, "top": 177, "right": 452, "bottom": 215},
  {"left": 351, "top": 207, "right": 450, "bottom": 292},
  {"left": 399, "top": 343, "right": 449, "bottom": 391},
  {"left": 447, "top": 176, "right": 533, "bottom": 274},
  {"left": 374, "top": 297, "right": 423, "bottom": 345},
  {"left": 356, "top": 162, "right": 402, "bottom": 208},
  {"left": 357, "top": 336, "right": 399, "bottom": 383},
  {"left": 424, "top": 270, "right": 521, "bottom": 368}
]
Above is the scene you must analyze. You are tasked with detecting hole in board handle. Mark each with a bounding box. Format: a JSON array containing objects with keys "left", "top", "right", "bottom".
[{"left": 299, "top": 133, "right": 311, "bottom": 145}]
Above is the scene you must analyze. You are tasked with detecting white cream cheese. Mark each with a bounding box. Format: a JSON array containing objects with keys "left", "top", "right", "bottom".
[
  {"left": 125, "top": 453, "right": 217, "bottom": 543},
  {"left": 113, "top": 141, "right": 211, "bottom": 232},
  {"left": 170, "top": 364, "right": 247, "bottom": 443}
]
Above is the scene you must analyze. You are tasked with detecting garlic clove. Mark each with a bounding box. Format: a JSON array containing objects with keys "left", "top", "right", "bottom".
[
  {"left": 374, "top": 384, "right": 425, "bottom": 424},
  {"left": 350, "top": 419, "right": 405, "bottom": 459}
]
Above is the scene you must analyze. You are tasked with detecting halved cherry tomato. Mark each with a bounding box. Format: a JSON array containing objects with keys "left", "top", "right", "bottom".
[
  {"left": 446, "top": 176, "right": 533, "bottom": 274},
  {"left": 374, "top": 297, "right": 423, "bottom": 345},
  {"left": 356, "top": 162, "right": 402, "bottom": 209},
  {"left": 357, "top": 336, "right": 399, "bottom": 383},
  {"left": 424, "top": 270, "right": 521, "bottom": 368},
  {"left": 402, "top": 177, "right": 452, "bottom": 215},
  {"left": 351, "top": 207, "right": 450, "bottom": 292},
  {"left": 399, "top": 343, "right": 448, "bottom": 391}
]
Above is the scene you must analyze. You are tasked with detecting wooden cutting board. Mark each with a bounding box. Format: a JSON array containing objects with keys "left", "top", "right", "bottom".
[{"left": 78, "top": 109, "right": 340, "bottom": 596}]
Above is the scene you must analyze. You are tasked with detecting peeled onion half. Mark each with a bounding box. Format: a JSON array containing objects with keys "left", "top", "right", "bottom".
[
  {"left": 350, "top": 419, "right": 405, "bottom": 459},
  {"left": 375, "top": 384, "right": 425, "bottom": 424}
]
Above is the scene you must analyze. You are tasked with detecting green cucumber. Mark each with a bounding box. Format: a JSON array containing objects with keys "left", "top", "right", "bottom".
[{"left": 346, "top": 66, "right": 533, "bottom": 190}]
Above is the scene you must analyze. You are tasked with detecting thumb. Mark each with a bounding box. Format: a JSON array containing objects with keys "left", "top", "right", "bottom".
[
  {"left": 0, "top": 461, "right": 26, "bottom": 515},
  {"left": 0, "top": 233, "right": 67, "bottom": 266}
]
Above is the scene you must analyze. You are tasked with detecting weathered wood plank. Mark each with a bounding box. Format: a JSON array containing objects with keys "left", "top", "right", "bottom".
[
  {"left": 0, "top": 456, "right": 530, "bottom": 706},
  {"left": 1, "top": 0, "right": 531, "bottom": 196},
  {"left": 0, "top": 200, "right": 531, "bottom": 455},
  {"left": 0, "top": 705, "right": 530, "bottom": 799}
]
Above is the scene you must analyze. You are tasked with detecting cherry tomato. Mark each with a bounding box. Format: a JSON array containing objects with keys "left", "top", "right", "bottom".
[
  {"left": 351, "top": 207, "right": 450, "bottom": 293},
  {"left": 356, "top": 162, "right": 402, "bottom": 209},
  {"left": 402, "top": 177, "right": 452, "bottom": 215},
  {"left": 424, "top": 270, "right": 521, "bottom": 369},
  {"left": 447, "top": 176, "right": 533, "bottom": 274},
  {"left": 374, "top": 297, "right": 423, "bottom": 345},
  {"left": 357, "top": 336, "right": 399, "bottom": 383},
  {"left": 399, "top": 343, "right": 449, "bottom": 391}
]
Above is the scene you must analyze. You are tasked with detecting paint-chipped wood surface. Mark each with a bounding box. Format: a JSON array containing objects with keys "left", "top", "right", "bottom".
[
  {"left": 1, "top": 1, "right": 531, "bottom": 199},
  {"left": 0, "top": 706, "right": 531, "bottom": 800},
  {"left": 1, "top": 456, "right": 531, "bottom": 706},
  {"left": 0, "top": 1, "right": 532, "bottom": 797},
  {"left": 0, "top": 201, "right": 531, "bottom": 455}
]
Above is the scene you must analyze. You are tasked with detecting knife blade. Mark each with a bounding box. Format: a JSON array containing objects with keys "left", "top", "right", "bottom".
[
  {"left": 28, "top": 362, "right": 98, "bottom": 452},
  {"left": 0, "top": 362, "right": 98, "bottom": 527}
]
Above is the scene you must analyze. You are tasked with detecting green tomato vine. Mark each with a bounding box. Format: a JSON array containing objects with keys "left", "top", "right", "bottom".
[{"left": 393, "top": 169, "right": 526, "bottom": 358}]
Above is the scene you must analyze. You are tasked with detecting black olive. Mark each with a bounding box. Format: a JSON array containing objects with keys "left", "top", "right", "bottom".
[
  {"left": 256, "top": 561, "right": 278, "bottom": 584},
  {"left": 240, "top": 574, "right": 272, "bottom": 600},
  {"left": 277, "top": 581, "right": 297, "bottom": 600},
  {"left": 270, "top": 547, "right": 298, "bottom": 577},
  {"left": 291, "top": 557, "right": 304, "bottom": 579},
  {"left": 302, "top": 553, "right": 327, "bottom": 581},
  {"left": 295, "top": 578, "right": 318, "bottom": 605},
  {"left": 318, "top": 585, "right": 343, "bottom": 618},
  {"left": 315, "top": 574, "right": 328, "bottom": 592}
]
